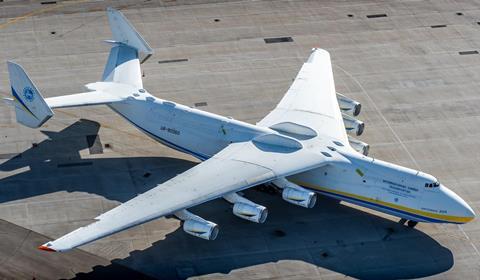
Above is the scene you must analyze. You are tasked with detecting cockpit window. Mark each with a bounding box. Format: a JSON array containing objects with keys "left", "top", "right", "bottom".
[{"left": 425, "top": 182, "right": 440, "bottom": 188}]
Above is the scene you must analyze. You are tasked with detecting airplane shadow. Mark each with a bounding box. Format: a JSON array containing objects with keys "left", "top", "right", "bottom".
[
  {"left": 0, "top": 120, "right": 453, "bottom": 280},
  {"left": 0, "top": 119, "right": 196, "bottom": 204},
  {"left": 76, "top": 197, "right": 454, "bottom": 280}
]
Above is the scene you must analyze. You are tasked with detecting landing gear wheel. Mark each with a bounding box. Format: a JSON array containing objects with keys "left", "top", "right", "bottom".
[{"left": 407, "top": 220, "right": 418, "bottom": 228}]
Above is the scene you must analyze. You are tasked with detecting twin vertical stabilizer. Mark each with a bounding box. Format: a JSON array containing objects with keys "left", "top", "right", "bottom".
[
  {"left": 5, "top": 62, "right": 53, "bottom": 128},
  {"left": 4, "top": 8, "right": 153, "bottom": 128},
  {"left": 102, "top": 7, "right": 153, "bottom": 88}
]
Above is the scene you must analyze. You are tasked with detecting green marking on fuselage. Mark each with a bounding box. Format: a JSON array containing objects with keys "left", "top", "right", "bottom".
[{"left": 355, "top": 168, "right": 364, "bottom": 177}]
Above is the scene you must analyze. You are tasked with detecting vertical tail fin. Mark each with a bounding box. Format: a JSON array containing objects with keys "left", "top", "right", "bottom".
[
  {"left": 107, "top": 7, "right": 153, "bottom": 56},
  {"left": 6, "top": 62, "right": 53, "bottom": 128},
  {"left": 102, "top": 8, "right": 153, "bottom": 88}
]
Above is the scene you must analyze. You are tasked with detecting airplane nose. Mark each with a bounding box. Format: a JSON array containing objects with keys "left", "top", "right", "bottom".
[
  {"left": 463, "top": 202, "right": 476, "bottom": 219},
  {"left": 442, "top": 185, "right": 476, "bottom": 222},
  {"left": 455, "top": 194, "right": 475, "bottom": 220}
]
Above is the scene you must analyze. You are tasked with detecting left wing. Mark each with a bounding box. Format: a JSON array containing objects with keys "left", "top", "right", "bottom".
[{"left": 39, "top": 136, "right": 336, "bottom": 252}]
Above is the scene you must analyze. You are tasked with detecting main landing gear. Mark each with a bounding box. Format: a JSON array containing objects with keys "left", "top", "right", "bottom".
[
  {"left": 407, "top": 220, "right": 418, "bottom": 228},
  {"left": 399, "top": 218, "right": 418, "bottom": 228}
]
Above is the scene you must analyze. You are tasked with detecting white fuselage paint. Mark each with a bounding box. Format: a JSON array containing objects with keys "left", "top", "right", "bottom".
[{"left": 108, "top": 92, "right": 475, "bottom": 224}]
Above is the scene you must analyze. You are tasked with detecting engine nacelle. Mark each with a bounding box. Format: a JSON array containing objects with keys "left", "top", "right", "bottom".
[
  {"left": 224, "top": 192, "right": 268, "bottom": 223},
  {"left": 282, "top": 187, "right": 317, "bottom": 208},
  {"left": 183, "top": 219, "right": 219, "bottom": 240},
  {"left": 272, "top": 178, "right": 317, "bottom": 208},
  {"left": 342, "top": 113, "right": 364, "bottom": 136},
  {"left": 233, "top": 202, "right": 268, "bottom": 223},
  {"left": 337, "top": 93, "right": 361, "bottom": 117},
  {"left": 348, "top": 136, "right": 369, "bottom": 156},
  {"left": 175, "top": 210, "right": 219, "bottom": 240}
]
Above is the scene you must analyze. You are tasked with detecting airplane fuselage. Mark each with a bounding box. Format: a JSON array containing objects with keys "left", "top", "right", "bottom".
[{"left": 109, "top": 93, "right": 475, "bottom": 224}]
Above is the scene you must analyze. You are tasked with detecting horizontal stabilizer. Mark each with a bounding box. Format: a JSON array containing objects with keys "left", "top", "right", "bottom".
[
  {"left": 46, "top": 91, "right": 119, "bottom": 109},
  {"left": 45, "top": 82, "right": 134, "bottom": 109},
  {"left": 2, "top": 97, "right": 15, "bottom": 106}
]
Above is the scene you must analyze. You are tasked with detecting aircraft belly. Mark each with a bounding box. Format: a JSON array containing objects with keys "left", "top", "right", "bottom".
[
  {"left": 288, "top": 166, "right": 428, "bottom": 222},
  {"left": 288, "top": 165, "right": 379, "bottom": 205}
]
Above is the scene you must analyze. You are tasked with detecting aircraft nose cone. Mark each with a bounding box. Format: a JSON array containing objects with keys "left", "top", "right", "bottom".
[
  {"left": 454, "top": 193, "right": 475, "bottom": 220},
  {"left": 442, "top": 185, "right": 476, "bottom": 222},
  {"left": 463, "top": 202, "right": 476, "bottom": 219}
]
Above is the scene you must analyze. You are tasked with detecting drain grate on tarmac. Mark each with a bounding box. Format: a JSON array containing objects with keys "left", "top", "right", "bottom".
[
  {"left": 367, "top": 13, "right": 387, "bottom": 18},
  {"left": 459, "top": 50, "right": 479, "bottom": 55},
  {"left": 158, "top": 58, "right": 189, "bottom": 64},
  {"left": 264, "top": 37, "right": 294, "bottom": 44}
]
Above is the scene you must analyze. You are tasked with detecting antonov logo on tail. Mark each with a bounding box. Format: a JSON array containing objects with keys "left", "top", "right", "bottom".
[{"left": 22, "top": 87, "right": 35, "bottom": 102}]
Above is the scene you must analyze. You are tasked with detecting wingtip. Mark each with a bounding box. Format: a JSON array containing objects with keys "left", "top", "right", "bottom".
[{"left": 38, "top": 244, "right": 56, "bottom": 252}]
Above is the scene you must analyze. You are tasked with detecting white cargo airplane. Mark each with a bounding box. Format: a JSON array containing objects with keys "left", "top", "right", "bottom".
[{"left": 3, "top": 8, "right": 475, "bottom": 252}]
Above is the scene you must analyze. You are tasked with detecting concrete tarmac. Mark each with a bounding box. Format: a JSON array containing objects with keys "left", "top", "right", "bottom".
[{"left": 0, "top": 0, "right": 479, "bottom": 279}]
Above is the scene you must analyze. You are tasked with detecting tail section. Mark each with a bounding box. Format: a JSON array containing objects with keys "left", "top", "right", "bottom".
[
  {"left": 6, "top": 62, "right": 53, "bottom": 128},
  {"left": 102, "top": 8, "right": 153, "bottom": 88},
  {"left": 3, "top": 8, "right": 152, "bottom": 129}
]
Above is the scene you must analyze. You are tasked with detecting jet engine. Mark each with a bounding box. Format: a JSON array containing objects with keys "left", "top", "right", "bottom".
[
  {"left": 336, "top": 93, "right": 361, "bottom": 117},
  {"left": 224, "top": 192, "right": 268, "bottom": 223},
  {"left": 183, "top": 219, "right": 219, "bottom": 240},
  {"left": 342, "top": 113, "right": 364, "bottom": 136},
  {"left": 175, "top": 210, "right": 219, "bottom": 240},
  {"left": 233, "top": 203, "right": 268, "bottom": 223},
  {"left": 272, "top": 178, "right": 317, "bottom": 208},
  {"left": 348, "top": 136, "right": 369, "bottom": 156}
]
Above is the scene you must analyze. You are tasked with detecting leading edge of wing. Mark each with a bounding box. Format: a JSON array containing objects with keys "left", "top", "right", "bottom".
[{"left": 38, "top": 141, "right": 330, "bottom": 252}]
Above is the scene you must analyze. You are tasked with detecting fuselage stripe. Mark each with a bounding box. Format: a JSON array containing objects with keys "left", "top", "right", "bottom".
[{"left": 294, "top": 181, "right": 472, "bottom": 224}]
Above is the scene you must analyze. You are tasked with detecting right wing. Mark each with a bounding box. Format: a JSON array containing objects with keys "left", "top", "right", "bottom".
[
  {"left": 258, "top": 49, "right": 348, "bottom": 143},
  {"left": 39, "top": 136, "right": 340, "bottom": 252}
]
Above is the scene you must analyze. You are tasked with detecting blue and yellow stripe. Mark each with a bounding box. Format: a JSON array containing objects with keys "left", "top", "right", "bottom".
[{"left": 293, "top": 180, "right": 473, "bottom": 224}]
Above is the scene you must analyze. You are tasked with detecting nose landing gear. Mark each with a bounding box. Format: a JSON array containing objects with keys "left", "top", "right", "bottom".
[{"left": 399, "top": 218, "right": 418, "bottom": 228}]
